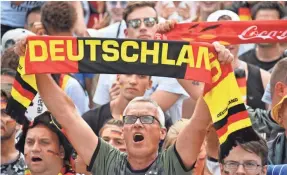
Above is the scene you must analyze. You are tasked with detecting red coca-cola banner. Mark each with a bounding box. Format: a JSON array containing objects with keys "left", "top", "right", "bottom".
[{"left": 163, "top": 20, "right": 287, "bottom": 45}]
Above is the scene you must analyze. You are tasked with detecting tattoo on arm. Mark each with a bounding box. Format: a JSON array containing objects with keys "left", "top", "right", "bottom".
[{"left": 192, "top": 81, "right": 200, "bottom": 86}]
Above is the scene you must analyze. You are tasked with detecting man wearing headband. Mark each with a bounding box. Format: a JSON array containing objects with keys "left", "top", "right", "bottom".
[
  {"left": 1, "top": 70, "right": 25, "bottom": 175},
  {"left": 16, "top": 111, "right": 75, "bottom": 175},
  {"left": 268, "top": 57, "right": 287, "bottom": 164}
]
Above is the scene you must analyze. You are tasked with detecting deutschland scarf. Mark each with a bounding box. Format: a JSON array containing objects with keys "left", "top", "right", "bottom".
[{"left": 7, "top": 20, "right": 286, "bottom": 159}]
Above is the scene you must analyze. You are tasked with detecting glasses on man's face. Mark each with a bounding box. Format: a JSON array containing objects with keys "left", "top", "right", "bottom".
[
  {"left": 109, "top": 1, "right": 127, "bottom": 7},
  {"left": 223, "top": 161, "right": 262, "bottom": 174},
  {"left": 123, "top": 115, "right": 160, "bottom": 125},
  {"left": 127, "top": 17, "right": 158, "bottom": 29}
]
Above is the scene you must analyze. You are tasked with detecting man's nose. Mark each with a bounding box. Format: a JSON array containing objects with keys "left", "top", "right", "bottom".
[
  {"left": 235, "top": 164, "right": 246, "bottom": 175},
  {"left": 134, "top": 118, "right": 143, "bottom": 127},
  {"left": 31, "top": 142, "right": 42, "bottom": 152},
  {"left": 129, "top": 75, "right": 138, "bottom": 84}
]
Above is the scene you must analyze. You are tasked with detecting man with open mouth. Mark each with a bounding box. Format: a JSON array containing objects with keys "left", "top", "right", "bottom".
[
  {"left": 1, "top": 69, "right": 26, "bottom": 175},
  {"left": 15, "top": 111, "right": 75, "bottom": 175}
]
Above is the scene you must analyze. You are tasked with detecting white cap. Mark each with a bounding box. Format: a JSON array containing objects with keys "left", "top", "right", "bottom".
[
  {"left": 207, "top": 10, "right": 240, "bottom": 22},
  {"left": 1, "top": 28, "right": 34, "bottom": 51}
]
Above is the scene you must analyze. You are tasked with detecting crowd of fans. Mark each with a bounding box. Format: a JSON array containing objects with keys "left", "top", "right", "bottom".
[{"left": 1, "top": 1, "right": 287, "bottom": 175}]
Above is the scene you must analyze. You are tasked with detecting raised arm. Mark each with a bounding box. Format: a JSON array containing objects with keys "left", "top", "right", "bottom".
[
  {"left": 175, "top": 96, "right": 211, "bottom": 168},
  {"left": 176, "top": 41, "right": 234, "bottom": 168},
  {"left": 35, "top": 74, "right": 98, "bottom": 166}
]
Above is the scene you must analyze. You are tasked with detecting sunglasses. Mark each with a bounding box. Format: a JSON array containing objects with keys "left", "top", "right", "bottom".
[
  {"left": 109, "top": 1, "right": 127, "bottom": 7},
  {"left": 123, "top": 115, "right": 161, "bottom": 125},
  {"left": 127, "top": 17, "right": 158, "bottom": 29}
]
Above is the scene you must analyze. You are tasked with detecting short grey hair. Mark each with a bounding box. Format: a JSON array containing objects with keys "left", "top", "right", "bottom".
[
  {"left": 270, "top": 57, "right": 287, "bottom": 97},
  {"left": 123, "top": 96, "right": 165, "bottom": 128}
]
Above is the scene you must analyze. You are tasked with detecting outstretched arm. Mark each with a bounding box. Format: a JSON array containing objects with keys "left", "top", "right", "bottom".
[
  {"left": 176, "top": 41, "right": 234, "bottom": 168},
  {"left": 35, "top": 74, "right": 98, "bottom": 166},
  {"left": 175, "top": 96, "right": 211, "bottom": 168}
]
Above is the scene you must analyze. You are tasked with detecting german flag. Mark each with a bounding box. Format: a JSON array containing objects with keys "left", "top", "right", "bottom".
[
  {"left": 238, "top": 7, "right": 252, "bottom": 21},
  {"left": 6, "top": 56, "right": 71, "bottom": 124},
  {"left": 203, "top": 59, "right": 259, "bottom": 159},
  {"left": 234, "top": 68, "right": 247, "bottom": 102}
]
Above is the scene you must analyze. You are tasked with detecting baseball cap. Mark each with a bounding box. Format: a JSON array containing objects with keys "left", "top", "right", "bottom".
[
  {"left": 207, "top": 10, "right": 240, "bottom": 22},
  {"left": 272, "top": 95, "right": 287, "bottom": 127},
  {"left": 1, "top": 28, "right": 34, "bottom": 52}
]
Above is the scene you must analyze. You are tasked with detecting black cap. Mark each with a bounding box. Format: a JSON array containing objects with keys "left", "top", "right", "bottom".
[{"left": 15, "top": 111, "right": 73, "bottom": 161}]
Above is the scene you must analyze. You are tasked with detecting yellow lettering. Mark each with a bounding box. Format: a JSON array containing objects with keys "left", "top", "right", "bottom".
[
  {"left": 102, "top": 40, "right": 119, "bottom": 61},
  {"left": 121, "top": 41, "right": 139, "bottom": 62},
  {"left": 141, "top": 42, "right": 159, "bottom": 64},
  {"left": 161, "top": 43, "right": 175, "bottom": 65},
  {"left": 176, "top": 45, "right": 195, "bottom": 67},
  {"left": 85, "top": 40, "right": 101, "bottom": 61},
  {"left": 50, "top": 40, "right": 65, "bottom": 61},
  {"left": 196, "top": 46, "right": 211, "bottom": 70},
  {"left": 67, "top": 40, "right": 84, "bottom": 61},
  {"left": 29, "top": 40, "right": 48, "bottom": 62},
  {"left": 210, "top": 59, "right": 222, "bottom": 83}
]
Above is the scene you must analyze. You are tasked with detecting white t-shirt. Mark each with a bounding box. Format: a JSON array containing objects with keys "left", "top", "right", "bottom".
[
  {"left": 25, "top": 76, "right": 89, "bottom": 120},
  {"left": 93, "top": 74, "right": 188, "bottom": 122}
]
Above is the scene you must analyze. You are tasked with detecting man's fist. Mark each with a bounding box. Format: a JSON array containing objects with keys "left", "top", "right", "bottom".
[{"left": 212, "top": 41, "right": 234, "bottom": 64}]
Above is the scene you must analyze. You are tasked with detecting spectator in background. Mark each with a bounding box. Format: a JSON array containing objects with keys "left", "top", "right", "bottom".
[
  {"left": 163, "top": 119, "right": 212, "bottom": 175},
  {"left": 24, "top": 6, "right": 41, "bottom": 31},
  {"left": 87, "top": 1, "right": 107, "bottom": 28},
  {"left": 0, "top": 1, "right": 44, "bottom": 37},
  {"left": 1, "top": 70, "right": 25, "bottom": 175},
  {"left": 239, "top": 2, "right": 286, "bottom": 72},
  {"left": 87, "top": 1, "right": 128, "bottom": 38},
  {"left": 156, "top": 1, "right": 197, "bottom": 22},
  {"left": 227, "top": 1, "right": 259, "bottom": 21},
  {"left": 219, "top": 138, "right": 268, "bottom": 175},
  {"left": 192, "top": 1, "right": 222, "bottom": 22},
  {"left": 83, "top": 74, "right": 153, "bottom": 135},
  {"left": 268, "top": 58, "right": 287, "bottom": 164},
  {"left": 207, "top": 10, "right": 271, "bottom": 110},
  {"left": 99, "top": 119, "right": 126, "bottom": 152}
]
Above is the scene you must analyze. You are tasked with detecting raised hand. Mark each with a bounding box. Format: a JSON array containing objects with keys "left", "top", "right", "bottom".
[{"left": 92, "top": 12, "right": 111, "bottom": 30}]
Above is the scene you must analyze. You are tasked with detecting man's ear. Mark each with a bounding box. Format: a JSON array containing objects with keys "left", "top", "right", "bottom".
[
  {"left": 275, "top": 82, "right": 287, "bottom": 98},
  {"left": 160, "top": 128, "right": 167, "bottom": 140},
  {"left": 148, "top": 79, "right": 153, "bottom": 90},
  {"left": 262, "top": 165, "right": 267, "bottom": 174}
]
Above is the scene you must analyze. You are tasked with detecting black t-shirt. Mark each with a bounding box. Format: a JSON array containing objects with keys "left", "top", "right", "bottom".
[
  {"left": 239, "top": 49, "right": 284, "bottom": 71},
  {"left": 82, "top": 103, "right": 112, "bottom": 136}
]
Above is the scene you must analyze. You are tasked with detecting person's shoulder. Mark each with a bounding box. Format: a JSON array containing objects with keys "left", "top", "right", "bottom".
[{"left": 83, "top": 103, "right": 110, "bottom": 118}]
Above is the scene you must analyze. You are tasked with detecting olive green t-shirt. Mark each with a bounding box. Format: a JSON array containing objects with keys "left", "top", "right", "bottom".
[{"left": 88, "top": 138, "right": 193, "bottom": 175}]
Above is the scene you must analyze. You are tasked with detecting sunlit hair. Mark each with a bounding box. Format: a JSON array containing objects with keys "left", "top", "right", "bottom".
[
  {"left": 270, "top": 57, "right": 287, "bottom": 97},
  {"left": 99, "top": 119, "right": 124, "bottom": 137},
  {"left": 163, "top": 119, "right": 189, "bottom": 149},
  {"left": 123, "top": 96, "right": 165, "bottom": 128}
]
